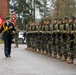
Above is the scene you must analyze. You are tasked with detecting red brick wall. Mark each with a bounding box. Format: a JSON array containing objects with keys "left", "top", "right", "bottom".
[{"left": 0, "top": 0, "right": 10, "bottom": 18}]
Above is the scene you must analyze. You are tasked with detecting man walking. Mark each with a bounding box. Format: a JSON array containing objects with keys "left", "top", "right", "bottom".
[{"left": 0, "top": 16, "right": 15, "bottom": 57}]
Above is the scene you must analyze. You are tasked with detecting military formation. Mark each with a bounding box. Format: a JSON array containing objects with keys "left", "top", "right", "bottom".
[{"left": 26, "top": 16, "right": 76, "bottom": 64}]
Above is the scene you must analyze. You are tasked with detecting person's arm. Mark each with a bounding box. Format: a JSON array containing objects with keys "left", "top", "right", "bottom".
[
  {"left": 9, "top": 23, "right": 15, "bottom": 31},
  {"left": 8, "top": 23, "right": 15, "bottom": 34}
]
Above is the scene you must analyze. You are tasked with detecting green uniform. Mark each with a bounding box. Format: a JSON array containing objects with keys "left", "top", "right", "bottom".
[
  {"left": 56, "top": 23, "right": 62, "bottom": 59},
  {"left": 66, "top": 23, "right": 75, "bottom": 63},
  {"left": 51, "top": 24, "right": 57, "bottom": 57},
  {"left": 14, "top": 28, "right": 19, "bottom": 47},
  {"left": 61, "top": 23, "right": 69, "bottom": 60},
  {"left": 74, "top": 23, "right": 76, "bottom": 58},
  {"left": 47, "top": 24, "right": 51, "bottom": 55}
]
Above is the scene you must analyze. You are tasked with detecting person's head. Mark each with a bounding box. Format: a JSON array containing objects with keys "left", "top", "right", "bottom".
[
  {"left": 63, "top": 17, "right": 69, "bottom": 23},
  {"left": 58, "top": 19, "right": 63, "bottom": 24},
  {"left": 5, "top": 16, "right": 11, "bottom": 22},
  {"left": 74, "top": 17, "right": 76, "bottom": 24},
  {"left": 52, "top": 18, "right": 57, "bottom": 24},
  {"left": 69, "top": 16, "right": 75, "bottom": 23}
]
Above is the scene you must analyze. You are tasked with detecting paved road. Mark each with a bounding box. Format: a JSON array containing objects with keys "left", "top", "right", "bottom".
[{"left": 0, "top": 44, "right": 76, "bottom": 75}]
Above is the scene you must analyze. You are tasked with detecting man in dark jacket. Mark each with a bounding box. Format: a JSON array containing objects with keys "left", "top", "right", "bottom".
[{"left": 0, "top": 16, "right": 15, "bottom": 57}]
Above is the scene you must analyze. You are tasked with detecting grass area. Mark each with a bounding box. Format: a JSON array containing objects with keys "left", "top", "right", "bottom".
[{"left": 0, "top": 40, "right": 4, "bottom": 44}]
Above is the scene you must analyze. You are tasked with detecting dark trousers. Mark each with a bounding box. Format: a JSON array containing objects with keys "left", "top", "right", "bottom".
[{"left": 4, "top": 38, "right": 12, "bottom": 56}]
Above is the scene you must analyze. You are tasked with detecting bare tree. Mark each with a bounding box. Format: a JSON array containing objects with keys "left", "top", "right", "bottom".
[{"left": 51, "top": 0, "right": 76, "bottom": 19}]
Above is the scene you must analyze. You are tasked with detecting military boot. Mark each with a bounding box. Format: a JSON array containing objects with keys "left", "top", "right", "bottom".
[
  {"left": 40, "top": 49, "right": 44, "bottom": 54},
  {"left": 57, "top": 54, "right": 62, "bottom": 59},
  {"left": 44, "top": 50, "right": 47, "bottom": 55},
  {"left": 30, "top": 47, "right": 33, "bottom": 51},
  {"left": 36, "top": 48, "right": 40, "bottom": 53},
  {"left": 33, "top": 48, "right": 36, "bottom": 52},
  {"left": 52, "top": 52, "right": 56, "bottom": 58},
  {"left": 61, "top": 55, "right": 66, "bottom": 61},
  {"left": 66, "top": 57, "right": 73, "bottom": 64},
  {"left": 47, "top": 51, "right": 51, "bottom": 57}
]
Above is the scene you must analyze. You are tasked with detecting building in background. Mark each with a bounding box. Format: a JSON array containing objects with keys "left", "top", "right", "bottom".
[{"left": 0, "top": 0, "right": 10, "bottom": 18}]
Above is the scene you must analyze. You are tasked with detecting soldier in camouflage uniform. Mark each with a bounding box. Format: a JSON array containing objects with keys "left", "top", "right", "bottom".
[
  {"left": 41, "top": 20, "right": 47, "bottom": 54},
  {"left": 27, "top": 22, "right": 33, "bottom": 50},
  {"left": 26, "top": 23, "right": 30, "bottom": 49},
  {"left": 46, "top": 20, "right": 52, "bottom": 56},
  {"left": 30, "top": 23, "right": 35, "bottom": 51},
  {"left": 26, "top": 21, "right": 33, "bottom": 50},
  {"left": 56, "top": 19, "right": 63, "bottom": 59},
  {"left": 66, "top": 16, "right": 75, "bottom": 64},
  {"left": 14, "top": 26, "right": 19, "bottom": 48},
  {"left": 32, "top": 22, "right": 36, "bottom": 51},
  {"left": 41, "top": 19, "right": 51, "bottom": 55},
  {"left": 51, "top": 19, "right": 58, "bottom": 58},
  {"left": 36, "top": 22, "right": 42, "bottom": 53},
  {"left": 74, "top": 17, "right": 76, "bottom": 58},
  {"left": 61, "top": 17, "right": 69, "bottom": 61}
]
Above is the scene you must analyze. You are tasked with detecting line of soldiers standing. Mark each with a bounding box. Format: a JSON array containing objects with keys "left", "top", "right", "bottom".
[{"left": 26, "top": 16, "right": 76, "bottom": 64}]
